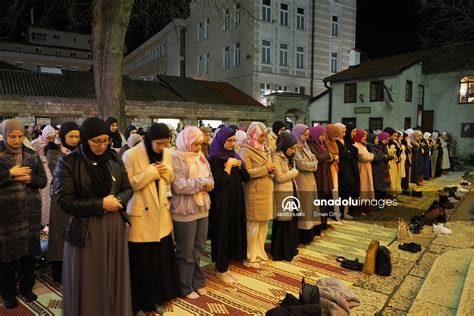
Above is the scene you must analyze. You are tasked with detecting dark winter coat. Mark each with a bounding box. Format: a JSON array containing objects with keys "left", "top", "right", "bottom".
[
  {"left": 367, "top": 143, "right": 390, "bottom": 192},
  {"left": 53, "top": 148, "right": 133, "bottom": 247},
  {"left": 336, "top": 140, "right": 360, "bottom": 199},
  {"left": 307, "top": 139, "right": 333, "bottom": 202},
  {"left": 0, "top": 142, "right": 47, "bottom": 262}
]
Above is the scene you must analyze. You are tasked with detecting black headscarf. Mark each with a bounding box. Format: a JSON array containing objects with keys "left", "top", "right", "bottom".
[
  {"left": 105, "top": 116, "right": 122, "bottom": 149},
  {"left": 383, "top": 127, "right": 396, "bottom": 136},
  {"left": 80, "top": 117, "right": 112, "bottom": 197},
  {"left": 145, "top": 123, "right": 169, "bottom": 163},
  {"left": 345, "top": 124, "right": 356, "bottom": 145},
  {"left": 60, "top": 121, "right": 80, "bottom": 151},
  {"left": 124, "top": 125, "right": 137, "bottom": 140},
  {"left": 276, "top": 132, "right": 298, "bottom": 167},
  {"left": 272, "top": 120, "right": 286, "bottom": 135}
]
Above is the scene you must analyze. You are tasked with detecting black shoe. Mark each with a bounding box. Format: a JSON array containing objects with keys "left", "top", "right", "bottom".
[
  {"left": 4, "top": 296, "right": 18, "bottom": 308},
  {"left": 398, "top": 242, "right": 422, "bottom": 253},
  {"left": 21, "top": 291, "right": 38, "bottom": 302},
  {"left": 402, "top": 190, "right": 411, "bottom": 196}
]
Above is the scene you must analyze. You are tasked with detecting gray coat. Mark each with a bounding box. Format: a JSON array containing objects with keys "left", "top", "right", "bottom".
[{"left": 0, "top": 142, "right": 47, "bottom": 262}]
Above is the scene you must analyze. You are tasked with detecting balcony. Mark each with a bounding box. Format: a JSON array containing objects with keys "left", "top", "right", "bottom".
[{"left": 261, "top": 65, "right": 273, "bottom": 73}]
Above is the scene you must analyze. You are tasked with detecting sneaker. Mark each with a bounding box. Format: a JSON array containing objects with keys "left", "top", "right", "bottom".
[
  {"left": 216, "top": 272, "right": 234, "bottom": 285},
  {"left": 433, "top": 223, "right": 452, "bottom": 235},
  {"left": 196, "top": 288, "right": 208, "bottom": 296},
  {"left": 186, "top": 291, "right": 200, "bottom": 300},
  {"left": 243, "top": 261, "right": 261, "bottom": 269},
  {"left": 4, "top": 296, "right": 18, "bottom": 309}
]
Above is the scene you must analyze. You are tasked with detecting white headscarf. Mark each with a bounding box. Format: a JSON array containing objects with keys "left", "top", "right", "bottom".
[
  {"left": 423, "top": 132, "right": 431, "bottom": 140},
  {"left": 247, "top": 122, "right": 269, "bottom": 152}
]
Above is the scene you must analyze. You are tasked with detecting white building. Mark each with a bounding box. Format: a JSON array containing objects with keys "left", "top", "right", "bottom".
[
  {"left": 316, "top": 45, "right": 474, "bottom": 155},
  {"left": 0, "top": 26, "right": 92, "bottom": 72},
  {"left": 123, "top": 19, "right": 186, "bottom": 80},
  {"left": 124, "top": 0, "right": 357, "bottom": 103}
]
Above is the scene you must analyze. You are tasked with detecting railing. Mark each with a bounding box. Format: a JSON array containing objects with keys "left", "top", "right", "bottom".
[{"left": 261, "top": 65, "right": 273, "bottom": 73}]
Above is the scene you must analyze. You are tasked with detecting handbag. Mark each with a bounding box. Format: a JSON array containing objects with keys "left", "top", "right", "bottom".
[
  {"left": 363, "top": 240, "right": 380, "bottom": 275},
  {"left": 299, "top": 278, "right": 320, "bottom": 305},
  {"left": 397, "top": 218, "right": 412, "bottom": 241},
  {"left": 336, "top": 256, "right": 363, "bottom": 271}
]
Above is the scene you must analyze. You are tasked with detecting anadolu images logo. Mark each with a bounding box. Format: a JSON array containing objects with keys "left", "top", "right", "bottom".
[{"left": 282, "top": 196, "right": 300, "bottom": 213}]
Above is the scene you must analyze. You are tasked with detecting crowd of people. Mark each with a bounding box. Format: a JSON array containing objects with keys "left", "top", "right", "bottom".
[{"left": 0, "top": 117, "right": 455, "bottom": 315}]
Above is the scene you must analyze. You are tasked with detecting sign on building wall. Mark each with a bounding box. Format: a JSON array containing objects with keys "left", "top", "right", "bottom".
[
  {"left": 461, "top": 123, "right": 473, "bottom": 138},
  {"left": 354, "top": 106, "right": 371, "bottom": 114},
  {"left": 36, "top": 117, "right": 51, "bottom": 125}
]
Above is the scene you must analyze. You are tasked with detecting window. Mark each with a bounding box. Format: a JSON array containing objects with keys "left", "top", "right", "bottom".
[
  {"left": 223, "top": 46, "right": 230, "bottom": 69},
  {"left": 369, "top": 117, "right": 384, "bottom": 131},
  {"left": 204, "top": 18, "right": 209, "bottom": 39},
  {"left": 370, "top": 81, "right": 384, "bottom": 101},
  {"left": 88, "top": 53, "right": 92, "bottom": 59},
  {"left": 418, "top": 85, "right": 425, "bottom": 106},
  {"left": 15, "top": 61, "right": 23, "bottom": 67},
  {"left": 262, "top": 40, "right": 271, "bottom": 64},
  {"left": 53, "top": 35, "right": 60, "bottom": 39},
  {"left": 406, "top": 80, "right": 413, "bottom": 102},
  {"left": 279, "top": 43, "right": 288, "bottom": 66},
  {"left": 198, "top": 56, "right": 203, "bottom": 75},
  {"left": 331, "top": 16, "right": 339, "bottom": 37},
  {"left": 55, "top": 49, "right": 62, "bottom": 56},
  {"left": 204, "top": 53, "right": 210, "bottom": 74},
  {"left": 296, "top": 46, "right": 304, "bottom": 69},
  {"left": 262, "top": 0, "right": 271, "bottom": 22},
  {"left": 224, "top": 9, "right": 230, "bottom": 31},
  {"left": 70, "top": 51, "right": 77, "bottom": 57},
  {"left": 234, "top": 42, "right": 240, "bottom": 66},
  {"left": 297, "top": 8, "right": 305, "bottom": 30},
  {"left": 459, "top": 76, "right": 474, "bottom": 103},
  {"left": 280, "top": 3, "right": 289, "bottom": 26},
  {"left": 278, "top": 85, "right": 288, "bottom": 92},
  {"left": 260, "top": 83, "right": 272, "bottom": 97},
  {"left": 344, "top": 83, "right": 357, "bottom": 103},
  {"left": 295, "top": 86, "right": 306, "bottom": 94},
  {"left": 32, "top": 32, "right": 46, "bottom": 41},
  {"left": 198, "top": 22, "right": 203, "bottom": 42},
  {"left": 35, "top": 47, "right": 42, "bottom": 54},
  {"left": 404, "top": 117, "right": 412, "bottom": 130},
  {"left": 330, "top": 51, "right": 338, "bottom": 73},
  {"left": 235, "top": 3, "right": 241, "bottom": 26},
  {"left": 14, "top": 45, "right": 22, "bottom": 52}
]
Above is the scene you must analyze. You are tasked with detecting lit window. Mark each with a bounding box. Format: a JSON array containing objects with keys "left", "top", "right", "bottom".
[{"left": 459, "top": 76, "right": 474, "bottom": 103}]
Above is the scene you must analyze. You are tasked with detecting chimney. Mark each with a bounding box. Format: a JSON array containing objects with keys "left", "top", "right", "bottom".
[{"left": 349, "top": 49, "right": 360, "bottom": 67}]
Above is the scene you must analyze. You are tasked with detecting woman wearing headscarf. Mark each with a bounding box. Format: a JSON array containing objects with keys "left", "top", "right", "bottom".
[
  {"left": 326, "top": 124, "right": 342, "bottom": 219},
  {"left": 409, "top": 130, "right": 424, "bottom": 185},
  {"left": 171, "top": 126, "right": 214, "bottom": 300},
  {"left": 31, "top": 124, "right": 57, "bottom": 226},
  {"left": 377, "top": 132, "right": 394, "bottom": 197},
  {"left": 440, "top": 132, "right": 450, "bottom": 174},
  {"left": 367, "top": 133, "right": 391, "bottom": 200},
  {"left": 292, "top": 124, "right": 319, "bottom": 244},
  {"left": 422, "top": 132, "right": 432, "bottom": 180},
  {"left": 430, "top": 131, "right": 439, "bottom": 178},
  {"left": 271, "top": 132, "right": 299, "bottom": 261},
  {"left": 353, "top": 130, "right": 375, "bottom": 213},
  {"left": 53, "top": 117, "right": 133, "bottom": 316},
  {"left": 124, "top": 125, "right": 137, "bottom": 140},
  {"left": 208, "top": 127, "right": 250, "bottom": 284},
  {"left": 122, "top": 123, "right": 180, "bottom": 314},
  {"left": 384, "top": 127, "right": 401, "bottom": 195},
  {"left": 308, "top": 125, "right": 333, "bottom": 234},
  {"left": 46, "top": 122, "right": 80, "bottom": 283},
  {"left": 337, "top": 124, "right": 360, "bottom": 217},
  {"left": 105, "top": 117, "right": 126, "bottom": 152},
  {"left": 235, "top": 129, "right": 248, "bottom": 153},
  {"left": 239, "top": 122, "right": 274, "bottom": 268},
  {"left": 0, "top": 120, "right": 47, "bottom": 308},
  {"left": 118, "top": 133, "right": 143, "bottom": 157},
  {"left": 268, "top": 120, "right": 286, "bottom": 152},
  {"left": 200, "top": 126, "right": 212, "bottom": 159},
  {"left": 396, "top": 131, "right": 407, "bottom": 192},
  {"left": 400, "top": 132, "right": 411, "bottom": 194}
]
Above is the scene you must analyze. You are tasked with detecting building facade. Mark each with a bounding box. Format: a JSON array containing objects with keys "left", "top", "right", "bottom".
[
  {"left": 0, "top": 26, "right": 92, "bottom": 72},
  {"left": 124, "top": 0, "right": 357, "bottom": 103}
]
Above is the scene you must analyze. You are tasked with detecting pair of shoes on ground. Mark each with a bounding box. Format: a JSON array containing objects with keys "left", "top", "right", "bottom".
[
  {"left": 398, "top": 242, "right": 422, "bottom": 253},
  {"left": 185, "top": 288, "right": 208, "bottom": 300},
  {"left": 216, "top": 271, "right": 239, "bottom": 285},
  {"left": 3, "top": 291, "right": 37, "bottom": 309},
  {"left": 433, "top": 223, "right": 452, "bottom": 235}
]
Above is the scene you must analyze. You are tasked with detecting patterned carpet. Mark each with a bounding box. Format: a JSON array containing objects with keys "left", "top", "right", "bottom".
[{"left": 0, "top": 221, "right": 397, "bottom": 315}]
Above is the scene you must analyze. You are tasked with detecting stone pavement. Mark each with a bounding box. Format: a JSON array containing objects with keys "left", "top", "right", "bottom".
[{"left": 347, "top": 172, "right": 473, "bottom": 315}]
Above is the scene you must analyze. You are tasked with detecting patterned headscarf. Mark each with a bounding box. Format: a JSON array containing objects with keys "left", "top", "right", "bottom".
[{"left": 247, "top": 122, "right": 268, "bottom": 151}]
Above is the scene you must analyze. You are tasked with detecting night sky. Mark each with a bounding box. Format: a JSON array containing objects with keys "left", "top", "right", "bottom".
[{"left": 356, "top": 0, "right": 420, "bottom": 59}]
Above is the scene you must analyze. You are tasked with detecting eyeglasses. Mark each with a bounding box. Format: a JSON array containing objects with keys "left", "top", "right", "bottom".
[{"left": 89, "top": 139, "right": 111, "bottom": 146}]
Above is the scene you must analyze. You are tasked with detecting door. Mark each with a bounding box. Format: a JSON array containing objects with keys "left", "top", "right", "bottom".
[
  {"left": 421, "top": 110, "right": 434, "bottom": 132},
  {"left": 341, "top": 117, "right": 357, "bottom": 128}
]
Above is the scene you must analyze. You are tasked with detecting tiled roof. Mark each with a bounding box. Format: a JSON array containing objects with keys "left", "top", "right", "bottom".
[
  {"left": 324, "top": 53, "right": 421, "bottom": 83},
  {"left": 0, "top": 61, "right": 263, "bottom": 106}
]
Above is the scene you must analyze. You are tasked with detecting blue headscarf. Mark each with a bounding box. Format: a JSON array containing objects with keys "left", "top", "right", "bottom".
[{"left": 209, "top": 127, "right": 246, "bottom": 167}]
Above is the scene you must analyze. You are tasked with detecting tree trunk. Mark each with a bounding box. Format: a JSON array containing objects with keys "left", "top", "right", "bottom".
[{"left": 91, "top": 0, "right": 134, "bottom": 125}]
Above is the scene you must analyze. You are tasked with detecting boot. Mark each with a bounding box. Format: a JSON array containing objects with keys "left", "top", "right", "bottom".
[
  {"left": 439, "top": 195, "right": 454, "bottom": 209},
  {"left": 362, "top": 240, "right": 379, "bottom": 275}
]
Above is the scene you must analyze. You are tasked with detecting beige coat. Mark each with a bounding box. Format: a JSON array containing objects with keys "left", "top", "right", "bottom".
[
  {"left": 354, "top": 142, "right": 375, "bottom": 200},
  {"left": 240, "top": 144, "right": 274, "bottom": 221},
  {"left": 388, "top": 144, "right": 401, "bottom": 193},
  {"left": 267, "top": 132, "right": 278, "bottom": 153},
  {"left": 122, "top": 142, "right": 174, "bottom": 242},
  {"left": 294, "top": 144, "right": 319, "bottom": 229},
  {"left": 272, "top": 151, "right": 299, "bottom": 219}
]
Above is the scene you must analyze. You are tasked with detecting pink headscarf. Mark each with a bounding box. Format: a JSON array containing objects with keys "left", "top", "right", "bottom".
[
  {"left": 353, "top": 130, "right": 367, "bottom": 144},
  {"left": 176, "top": 126, "right": 203, "bottom": 152},
  {"left": 310, "top": 125, "right": 327, "bottom": 153},
  {"left": 378, "top": 132, "right": 390, "bottom": 142},
  {"left": 247, "top": 121, "right": 268, "bottom": 151}
]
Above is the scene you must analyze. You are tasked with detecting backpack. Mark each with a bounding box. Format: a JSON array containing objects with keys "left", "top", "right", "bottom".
[{"left": 375, "top": 245, "right": 392, "bottom": 276}]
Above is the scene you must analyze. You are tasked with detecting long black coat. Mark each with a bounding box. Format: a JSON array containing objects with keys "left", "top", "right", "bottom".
[
  {"left": 367, "top": 143, "right": 389, "bottom": 192},
  {"left": 0, "top": 142, "right": 47, "bottom": 262},
  {"left": 336, "top": 139, "right": 360, "bottom": 199},
  {"left": 209, "top": 157, "right": 250, "bottom": 272}
]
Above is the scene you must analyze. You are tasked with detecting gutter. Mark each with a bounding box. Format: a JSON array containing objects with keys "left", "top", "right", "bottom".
[
  {"left": 324, "top": 80, "right": 332, "bottom": 122},
  {"left": 310, "top": 0, "right": 315, "bottom": 96}
]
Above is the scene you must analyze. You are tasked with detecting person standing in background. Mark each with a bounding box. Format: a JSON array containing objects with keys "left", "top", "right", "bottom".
[{"left": 105, "top": 117, "right": 126, "bottom": 152}]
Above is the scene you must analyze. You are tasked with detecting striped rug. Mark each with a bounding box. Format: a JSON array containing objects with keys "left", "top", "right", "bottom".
[{"left": 0, "top": 221, "right": 396, "bottom": 315}]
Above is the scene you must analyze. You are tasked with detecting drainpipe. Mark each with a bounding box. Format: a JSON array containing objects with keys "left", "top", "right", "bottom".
[
  {"left": 310, "top": 0, "right": 315, "bottom": 96},
  {"left": 324, "top": 80, "right": 332, "bottom": 122}
]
